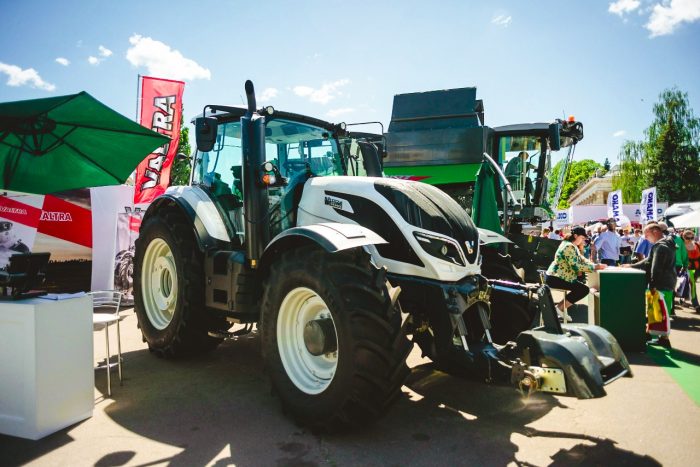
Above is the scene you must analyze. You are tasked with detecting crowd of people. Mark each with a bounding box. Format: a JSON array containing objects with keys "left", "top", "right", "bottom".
[{"left": 541, "top": 218, "right": 700, "bottom": 348}]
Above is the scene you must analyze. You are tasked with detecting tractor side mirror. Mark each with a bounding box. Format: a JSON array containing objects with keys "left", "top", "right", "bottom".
[
  {"left": 548, "top": 122, "right": 561, "bottom": 151},
  {"left": 195, "top": 117, "right": 219, "bottom": 152}
]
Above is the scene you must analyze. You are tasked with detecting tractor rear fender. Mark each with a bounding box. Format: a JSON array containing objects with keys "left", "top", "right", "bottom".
[
  {"left": 144, "top": 188, "right": 229, "bottom": 252},
  {"left": 258, "top": 223, "right": 386, "bottom": 275}
]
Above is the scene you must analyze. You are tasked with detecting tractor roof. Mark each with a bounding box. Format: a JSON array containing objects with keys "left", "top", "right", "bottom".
[
  {"left": 192, "top": 106, "right": 342, "bottom": 133},
  {"left": 493, "top": 123, "right": 552, "bottom": 135}
]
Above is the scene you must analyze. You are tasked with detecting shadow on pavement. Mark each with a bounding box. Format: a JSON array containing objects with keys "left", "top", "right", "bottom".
[
  {"left": 1, "top": 332, "right": 664, "bottom": 466},
  {"left": 0, "top": 431, "right": 75, "bottom": 467},
  {"left": 392, "top": 364, "right": 661, "bottom": 466}
]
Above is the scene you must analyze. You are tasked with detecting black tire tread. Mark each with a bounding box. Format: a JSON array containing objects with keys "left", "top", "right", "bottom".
[
  {"left": 134, "top": 207, "right": 224, "bottom": 358},
  {"left": 261, "top": 246, "right": 410, "bottom": 432}
]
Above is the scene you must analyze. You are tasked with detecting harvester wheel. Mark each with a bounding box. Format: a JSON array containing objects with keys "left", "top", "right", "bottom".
[
  {"left": 261, "top": 246, "right": 411, "bottom": 431},
  {"left": 134, "top": 209, "right": 224, "bottom": 358}
]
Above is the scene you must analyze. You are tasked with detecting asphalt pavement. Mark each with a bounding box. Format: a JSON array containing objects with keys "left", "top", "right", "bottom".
[{"left": 1, "top": 301, "right": 699, "bottom": 467}]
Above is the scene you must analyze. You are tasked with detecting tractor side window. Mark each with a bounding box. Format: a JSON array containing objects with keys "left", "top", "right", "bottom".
[{"left": 194, "top": 121, "right": 242, "bottom": 199}]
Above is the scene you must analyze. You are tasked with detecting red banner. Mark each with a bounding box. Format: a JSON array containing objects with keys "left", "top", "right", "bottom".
[
  {"left": 133, "top": 76, "right": 185, "bottom": 205},
  {"left": 38, "top": 195, "right": 92, "bottom": 248}
]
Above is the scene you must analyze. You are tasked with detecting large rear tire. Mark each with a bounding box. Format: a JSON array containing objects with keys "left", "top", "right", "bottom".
[
  {"left": 261, "top": 246, "right": 411, "bottom": 431},
  {"left": 134, "top": 209, "right": 224, "bottom": 358}
]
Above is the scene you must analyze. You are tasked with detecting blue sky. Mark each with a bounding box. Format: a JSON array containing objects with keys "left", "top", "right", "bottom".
[{"left": 1, "top": 0, "right": 699, "bottom": 167}]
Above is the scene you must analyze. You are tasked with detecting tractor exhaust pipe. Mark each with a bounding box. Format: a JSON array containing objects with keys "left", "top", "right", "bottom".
[
  {"left": 241, "top": 80, "right": 269, "bottom": 268},
  {"left": 245, "top": 79, "right": 257, "bottom": 115}
]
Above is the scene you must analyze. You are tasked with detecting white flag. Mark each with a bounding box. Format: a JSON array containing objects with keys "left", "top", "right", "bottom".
[
  {"left": 639, "top": 187, "right": 657, "bottom": 223},
  {"left": 607, "top": 190, "right": 631, "bottom": 227}
]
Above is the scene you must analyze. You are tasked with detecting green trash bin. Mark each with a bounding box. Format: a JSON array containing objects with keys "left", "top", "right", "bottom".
[{"left": 587, "top": 268, "right": 647, "bottom": 352}]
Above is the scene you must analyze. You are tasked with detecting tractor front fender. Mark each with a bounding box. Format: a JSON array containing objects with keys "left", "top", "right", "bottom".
[
  {"left": 259, "top": 223, "right": 386, "bottom": 274},
  {"left": 144, "top": 187, "right": 230, "bottom": 252}
]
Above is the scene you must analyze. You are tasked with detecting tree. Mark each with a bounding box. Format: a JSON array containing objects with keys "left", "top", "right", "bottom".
[
  {"left": 645, "top": 88, "right": 700, "bottom": 202},
  {"left": 548, "top": 159, "right": 603, "bottom": 209},
  {"left": 612, "top": 140, "right": 647, "bottom": 203},
  {"left": 170, "top": 126, "right": 192, "bottom": 186},
  {"left": 614, "top": 87, "right": 700, "bottom": 203}
]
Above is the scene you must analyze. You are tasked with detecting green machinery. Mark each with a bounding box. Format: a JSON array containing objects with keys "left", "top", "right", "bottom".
[{"left": 382, "top": 87, "right": 584, "bottom": 282}]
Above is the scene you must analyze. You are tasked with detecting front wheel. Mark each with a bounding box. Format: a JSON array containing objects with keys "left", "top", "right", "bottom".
[
  {"left": 261, "top": 246, "right": 411, "bottom": 431},
  {"left": 134, "top": 209, "right": 224, "bottom": 358}
]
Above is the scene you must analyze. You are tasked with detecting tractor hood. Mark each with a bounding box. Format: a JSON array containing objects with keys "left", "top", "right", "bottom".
[{"left": 296, "top": 176, "right": 481, "bottom": 282}]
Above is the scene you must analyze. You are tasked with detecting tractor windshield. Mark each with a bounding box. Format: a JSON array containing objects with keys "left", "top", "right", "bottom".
[{"left": 193, "top": 117, "right": 344, "bottom": 242}]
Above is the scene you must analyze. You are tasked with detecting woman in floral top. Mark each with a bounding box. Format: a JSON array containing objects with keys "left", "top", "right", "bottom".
[{"left": 546, "top": 226, "right": 607, "bottom": 316}]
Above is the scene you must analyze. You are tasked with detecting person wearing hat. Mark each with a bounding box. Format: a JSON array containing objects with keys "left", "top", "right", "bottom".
[
  {"left": 545, "top": 226, "right": 607, "bottom": 321},
  {"left": 624, "top": 221, "right": 676, "bottom": 347},
  {"left": 593, "top": 218, "right": 622, "bottom": 266}
]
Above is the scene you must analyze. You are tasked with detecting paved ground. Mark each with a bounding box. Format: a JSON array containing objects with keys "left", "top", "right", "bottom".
[{"left": 2, "top": 301, "right": 700, "bottom": 467}]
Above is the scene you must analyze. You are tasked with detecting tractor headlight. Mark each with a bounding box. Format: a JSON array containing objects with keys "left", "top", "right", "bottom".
[{"left": 413, "top": 232, "right": 466, "bottom": 266}]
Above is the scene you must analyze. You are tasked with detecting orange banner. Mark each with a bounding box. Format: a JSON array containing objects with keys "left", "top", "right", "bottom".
[{"left": 133, "top": 76, "right": 185, "bottom": 205}]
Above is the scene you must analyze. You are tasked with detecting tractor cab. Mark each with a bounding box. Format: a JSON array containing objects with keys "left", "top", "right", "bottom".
[{"left": 191, "top": 108, "right": 380, "bottom": 242}]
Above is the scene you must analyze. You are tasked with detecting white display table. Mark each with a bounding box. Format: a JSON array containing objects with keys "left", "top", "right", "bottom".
[{"left": 0, "top": 295, "right": 94, "bottom": 440}]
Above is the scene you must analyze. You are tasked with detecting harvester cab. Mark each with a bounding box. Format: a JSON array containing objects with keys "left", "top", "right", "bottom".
[
  {"left": 495, "top": 117, "right": 584, "bottom": 224},
  {"left": 383, "top": 87, "right": 584, "bottom": 226}
]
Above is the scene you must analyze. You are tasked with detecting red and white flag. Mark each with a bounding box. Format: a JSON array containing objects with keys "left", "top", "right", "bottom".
[{"left": 133, "top": 76, "right": 185, "bottom": 205}]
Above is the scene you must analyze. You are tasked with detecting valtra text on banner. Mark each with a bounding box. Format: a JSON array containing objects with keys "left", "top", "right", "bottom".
[{"left": 133, "top": 77, "right": 185, "bottom": 205}]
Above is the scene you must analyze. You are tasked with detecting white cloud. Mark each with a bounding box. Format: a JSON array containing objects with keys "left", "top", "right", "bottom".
[
  {"left": 98, "top": 45, "right": 112, "bottom": 57},
  {"left": 259, "top": 87, "right": 279, "bottom": 102},
  {"left": 491, "top": 14, "right": 512, "bottom": 27},
  {"left": 293, "top": 79, "right": 350, "bottom": 105},
  {"left": 608, "top": 0, "right": 641, "bottom": 16},
  {"left": 55, "top": 57, "right": 70, "bottom": 66},
  {"left": 88, "top": 56, "right": 100, "bottom": 65},
  {"left": 326, "top": 107, "right": 355, "bottom": 118},
  {"left": 613, "top": 130, "right": 627, "bottom": 137},
  {"left": 0, "top": 62, "right": 55, "bottom": 91},
  {"left": 646, "top": 0, "right": 700, "bottom": 37},
  {"left": 126, "top": 34, "right": 211, "bottom": 81}
]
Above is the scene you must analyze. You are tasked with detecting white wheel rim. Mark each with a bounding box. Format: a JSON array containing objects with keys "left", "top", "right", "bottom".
[
  {"left": 141, "top": 238, "right": 178, "bottom": 330},
  {"left": 277, "top": 287, "right": 338, "bottom": 395}
]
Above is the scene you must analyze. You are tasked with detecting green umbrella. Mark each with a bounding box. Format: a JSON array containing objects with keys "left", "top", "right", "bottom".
[
  {"left": 471, "top": 158, "right": 504, "bottom": 234},
  {"left": 0, "top": 92, "right": 169, "bottom": 194}
]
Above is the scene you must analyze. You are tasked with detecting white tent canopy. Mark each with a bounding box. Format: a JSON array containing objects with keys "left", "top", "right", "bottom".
[{"left": 669, "top": 209, "right": 700, "bottom": 228}]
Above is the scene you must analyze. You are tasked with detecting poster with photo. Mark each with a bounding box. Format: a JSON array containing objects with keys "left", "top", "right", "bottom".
[
  {"left": 0, "top": 194, "right": 43, "bottom": 268},
  {"left": 114, "top": 207, "right": 143, "bottom": 305},
  {"left": 0, "top": 189, "right": 93, "bottom": 292}
]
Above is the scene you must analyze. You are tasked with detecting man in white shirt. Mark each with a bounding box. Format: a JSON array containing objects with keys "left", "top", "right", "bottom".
[
  {"left": 593, "top": 219, "right": 622, "bottom": 266},
  {"left": 548, "top": 229, "right": 563, "bottom": 240}
]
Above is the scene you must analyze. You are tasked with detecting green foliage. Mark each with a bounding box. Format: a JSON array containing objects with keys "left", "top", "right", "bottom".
[
  {"left": 170, "top": 126, "right": 192, "bottom": 186},
  {"left": 612, "top": 140, "right": 647, "bottom": 203},
  {"left": 614, "top": 87, "right": 700, "bottom": 203},
  {"left": 548, "top": 159, "right": 603, "bottom": 209},
  {"left": 645, "top": 88, "right": 700, "bottom": 202}
]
